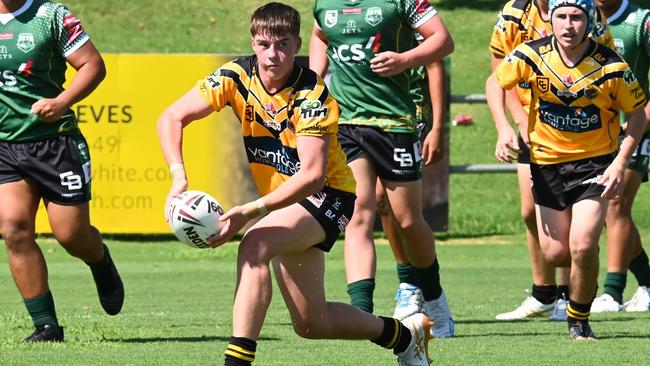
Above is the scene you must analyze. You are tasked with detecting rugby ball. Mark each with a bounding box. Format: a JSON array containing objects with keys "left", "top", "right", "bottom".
[{"left": 168, "top": 190, "right": 224, "bottom": 249}]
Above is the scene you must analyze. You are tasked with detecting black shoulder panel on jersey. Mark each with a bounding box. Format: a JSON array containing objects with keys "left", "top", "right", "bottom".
[
  {"left": 511, "top": 0, "right": 532, "bottom": 11},
  {"left": 232, "top": 55, "right": 256, "bottom": 78},
  {"left": 592, "top": 43, "right": 624, "bottom": 66},
  {"left": 525, "top": 35, "right": 553, "bottom": 55}
]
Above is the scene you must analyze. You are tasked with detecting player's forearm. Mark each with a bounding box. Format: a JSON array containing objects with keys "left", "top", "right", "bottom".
[
  {"left": 616, "top": 108, "right": 647, "bottom": 166},
  {"left": 157, "top": 110, "right": 186, "bottom": 170},
  {"left": 427, "top": 60, "right": 446, "bottom": 132},
  {"left": 486, "top": 73, "right": 510, "bottom": 131},
  {"left": 401, "top": 30, "right": 454, "bottom": 69},
  {"left": 243, "top": 168, "right": 325, "bottom": 219},
  {"left": 57, "top": 56, "right": 105, "bottom": 110}
]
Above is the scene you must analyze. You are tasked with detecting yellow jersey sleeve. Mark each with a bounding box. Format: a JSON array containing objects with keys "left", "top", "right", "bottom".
[
  {"left": 495, "top": 46, "right": 533, "bottom": 90},
  {"left": 195, "top": 61, "right": 240, "bottom": 112},
  {"left": 615, "top": 68, "right": 647, "bottom": 114},
  {"left": 489, "top": 10, "right": 519, "bottom": 58}
]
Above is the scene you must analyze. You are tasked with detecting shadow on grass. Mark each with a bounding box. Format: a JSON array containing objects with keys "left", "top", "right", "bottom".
[
  {"left": 110, "top": 335, "right": 280, "bottom": 343},
  {"left": 456, "top": 317, "right": 639, "bottom": 325}
]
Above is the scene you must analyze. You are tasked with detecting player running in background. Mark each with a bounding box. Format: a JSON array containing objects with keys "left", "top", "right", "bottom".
[
  {"left": 309, "top": 0, "right": 455, "bottom": 338},
  {"left": 589, "top": 0, "right": 650, "bottom": 313},
  {"left": 158, "top": 3, "right": 434, "bottom": 365},
  {"left": 489, "top": 0, "right": 613, "bottom": 321},
  {"left": 487, "top": 0, "right": 647, "bottom": 339},
  {"left": 376, "top": 60, "right": 448, "bottom": 321},
  {"left": 0, "top": 0, "right": 124, "bottom": 342}
]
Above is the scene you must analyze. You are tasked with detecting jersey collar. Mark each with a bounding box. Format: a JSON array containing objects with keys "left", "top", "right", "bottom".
[
  {"left": 607, "top": 0, "right": 629, "bottom": 24},
  {"left": 0, "top": 0, "right": 33, "bottom": 25}
]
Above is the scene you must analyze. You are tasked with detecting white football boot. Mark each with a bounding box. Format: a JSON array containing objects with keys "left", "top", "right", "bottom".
[
  {"left": 495, "top": 291, "right": 555, "bottom": 320},
  {"left": 422, "top": 290, "right": 454, "bottom": 338},
  {"left": 548, "top": 295, "right": 568, "bottom": 321},
  {"left": 393, "top": 283, "right": 424, "bottom": 321},
  {"left": 590, "top": 294, "right": 622, "bottom": 313},
  {"left": 397, "top": 313, "right": 433, "bottom": 366},
  {"left": 624, "top": 286, "right": 650, "bottom": 312}
]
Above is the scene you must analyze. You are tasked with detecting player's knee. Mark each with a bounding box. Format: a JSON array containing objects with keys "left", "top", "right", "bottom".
[
  {"left": 607, "top": 197, "right": 631, "bottom": 218},
  {"left": 291, "top": 318, "right": 328, "bottom": 339},
  {"left": 0, "top": 221, "right": 35, "bottom": 249},
  {"left": 569, "top": 241, "right": 598, "bottom": 262},
  {"left": 542, "top": 246, "right": 569, "bottom": 267}
]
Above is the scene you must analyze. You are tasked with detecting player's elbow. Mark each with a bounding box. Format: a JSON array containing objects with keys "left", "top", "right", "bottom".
[
  {"left": 302, "top": 171, "right": 326, "bottom": 194},
  {"left": 441, "top": 35, "right": 454, "bottom": 58}
]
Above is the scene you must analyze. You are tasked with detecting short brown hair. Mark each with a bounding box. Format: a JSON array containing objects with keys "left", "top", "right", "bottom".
[{"left": 250, "top": 2, "right": 300, "bottom": 38}]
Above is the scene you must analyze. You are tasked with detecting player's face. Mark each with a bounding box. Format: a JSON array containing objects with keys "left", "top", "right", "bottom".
[
  {"left": 552, "top": 7, "right": 589, "bottom": 48},
  {"left": 252, "top": 32, "right": 301, "bottom": 83}
]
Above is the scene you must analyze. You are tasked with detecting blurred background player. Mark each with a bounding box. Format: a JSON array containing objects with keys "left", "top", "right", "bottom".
[
  {"left": 0, "top": 0, "right": 124, "bottom": 342},
  {"left": 309, "top": 0, "right": 455, "bottom": 338},
  {"left": 489, "top": 0, "right": 614, "bottom": 321},
  {"left": 590, "top": 0, "right": 650, "bottom": 313},
  {"left": 376, "top": 60, "right": 448, "bottom": 321},
  {"left": 487, "top": 0, "right": 646, "bottom": 339},
  {"left": 158, "top": 3, "right": 434, "bottom": 365}
]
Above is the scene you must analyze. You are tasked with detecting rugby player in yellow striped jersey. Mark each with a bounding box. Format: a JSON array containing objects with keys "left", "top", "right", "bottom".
[
  {"left": 486, "top": 0, "right": 647, "bottom": 340},
  {"left": 489, "top": 0, "right": 614, "bottom": 322},
  {"left": 157, "top": 3, "right": 433, "bottom": 365}
]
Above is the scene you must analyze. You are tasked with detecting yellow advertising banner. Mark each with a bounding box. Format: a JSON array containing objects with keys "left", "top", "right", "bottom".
[{"left": 35, "top": 54, "right": 258, "bottom": 234}]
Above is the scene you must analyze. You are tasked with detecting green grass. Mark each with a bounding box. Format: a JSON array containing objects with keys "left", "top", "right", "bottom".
[{"left": 1, "top": 240, "right": 649, "bottom": 365}]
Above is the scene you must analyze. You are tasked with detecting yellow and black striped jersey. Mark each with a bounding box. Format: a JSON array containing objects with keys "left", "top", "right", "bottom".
[
  {"left": 197, "top": 56, "right": 355, "bottom": 195},
  {"left": 496, "top": 37, "right": 646, "bottom": 165},
  {"left": 490, "top": 0, "right": 614, "bottom": 110}
]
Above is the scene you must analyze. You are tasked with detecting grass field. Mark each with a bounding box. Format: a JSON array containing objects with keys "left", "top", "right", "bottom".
[{"left": 1, "top": 240, "right": 649, "bottom": 365}]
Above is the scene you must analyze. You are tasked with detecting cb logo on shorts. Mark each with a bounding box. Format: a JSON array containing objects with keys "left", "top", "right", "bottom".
[
  {"left": 393, "top": 148, "right": 413, "bottom": 167},
  {"left": 60, "top": 171, "right": 82, "bottom": 190}
]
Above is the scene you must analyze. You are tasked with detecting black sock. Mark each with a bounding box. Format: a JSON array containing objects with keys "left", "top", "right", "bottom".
[
  {"left": 347, "top": 278, "right": 375, "bottom": 313},
  {"left": 24, "top": 291, "right": 58, "bottom": 327},
  {"left": 396, "top": 263, "right": 417, "bottom": 286},
  {"left": 557, "top": 285, "right": 570, "bottom": 301},
  {"left": 629, "top": 250, "right": 650, "bottom": 287},
  {"left": 85, "top": 244, "right": 111, "bottom": 273},
  {"left": 413, "top": 258, "right": 442, "bottom": 301},
  {"left": 532, "top": 284, "right": 557, "bottom": 305},
  {"left": 567, "top": 299, "right": 591, "bottom": 322},
  {"left": 371, "top": 316, "right": 411, "bottom": 354},
  {"left": 225, "top": 337, "right": 256, "bottom": 365},
  {"left": 603, "top": 272, "right": 626, "bottom": 304}
]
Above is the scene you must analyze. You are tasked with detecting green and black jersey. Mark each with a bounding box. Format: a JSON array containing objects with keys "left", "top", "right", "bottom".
[
  {"left": 314, "top": 0, "right": 437, "bottom": 133},
  {"left": 607, "top": 0, "right": 650, "bottom": 97},
  {"left": 0, "top": 0, "right": 89, "bottom": 141}
]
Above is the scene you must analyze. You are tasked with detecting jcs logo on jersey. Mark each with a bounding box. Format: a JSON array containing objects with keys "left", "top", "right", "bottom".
[
  {"left": 332, "top": 35, "right": 380, "bottom": 63},
  {"left": 324, "top": 10, "right": 338, "bottom": 28}
]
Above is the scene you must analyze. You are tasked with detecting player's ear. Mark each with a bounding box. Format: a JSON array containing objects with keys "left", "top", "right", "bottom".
[{"left": 295, "top": 36, "right": 302, "bottom": 55}]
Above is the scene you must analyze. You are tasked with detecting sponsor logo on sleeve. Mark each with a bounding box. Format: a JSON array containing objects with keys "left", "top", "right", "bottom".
[
  {"left": 300, "top": 99, "right": 328, "bottom": 119},
  {"left": 62, "top": 15, "right": 84, "bottom": 46}
]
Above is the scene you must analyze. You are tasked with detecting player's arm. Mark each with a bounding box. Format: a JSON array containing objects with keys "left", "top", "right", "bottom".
[
  {"left": 601, "top": 107, "right": 647, "bottom": 198},
  {"left": 157, "top": 88, "right": 214, "bottom": 215},
  {"left": 371, "top": 15, "right": 454, "bottom": 77},
  {"left": 486, "top": 71, "right": 519, "bottom": 163},
  {"left": 491, "top": 54, "right": 529, "bottom": 141},
  {"left": 211, "top": 135, "right": 329, "bottom": 247},
  {"left": 309, "top": 24, "right": 329, "bottom": 77},
  {"left": 421, "top": 60, "right": 445, "bottom": 166},
  {"left": 31, "top": 41, "right": 105, "bottom": 123}
]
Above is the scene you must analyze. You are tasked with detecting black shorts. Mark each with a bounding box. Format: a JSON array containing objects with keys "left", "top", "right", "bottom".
[
  {"left": 0, "top": 134, "right": 92, "bottom": 205},
  {"left": 517, "top": 134, "right": 531, "bottom": 164},
  {"left": 337, "top": 124, "right": 423, "bottom": 181},
  {"left": 530, "top": 154, "right": 614, "bottom": 210},
  {"left": 298, "top": 187, "right": 356, "bottom": 252}
]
